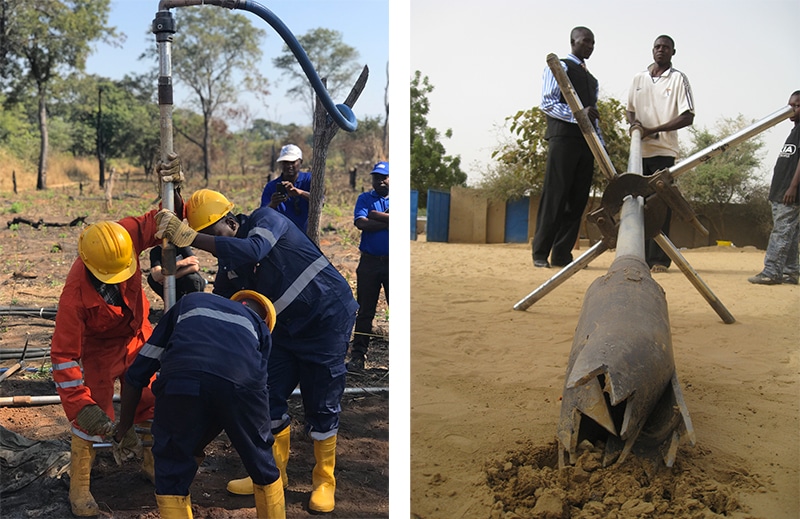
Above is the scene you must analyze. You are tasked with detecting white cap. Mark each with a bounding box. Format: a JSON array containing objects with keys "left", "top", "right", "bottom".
[{"left": 277, "top": 144, "right": 303, "bottom": 162}]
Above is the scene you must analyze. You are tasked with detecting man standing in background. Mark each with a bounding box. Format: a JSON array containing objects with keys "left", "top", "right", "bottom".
[
  {"left": 348, "top": 161, "right": 389, "bottom": 372},
  {"left": 627, "top": 34, "right": 695, "bottom": 273},
  {"left": 532, "top": 26, "right": 601, "bottom": 269},
  {"left": 748, "top": 90, "right": 800, "bottom": 285},
  {"left": 260, "top": 144, "right": 313, "bottom": 232}
]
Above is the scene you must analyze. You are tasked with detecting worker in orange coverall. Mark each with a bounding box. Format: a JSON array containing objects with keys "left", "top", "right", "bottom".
[{"left": 50, "top": 156, "right": 184, "bottom": 517}]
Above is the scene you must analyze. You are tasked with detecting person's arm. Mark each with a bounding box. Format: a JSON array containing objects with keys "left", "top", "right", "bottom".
[
  {"left": 540, "top": 62, "right": 574, "bottom": 122},
  {"left": 355, "top": 215, "right": 388, "bottom": 232},
  {"left": 783, "top": 157, "right": 800, "bottom": 205},
  {"left": 174, "top": 256, "right": 200, "bottom": 279},
  {"left": 648, "top": 110, "right": 694, "bottom": 135},
  {"left": 286, "top": 182, "right": 310, "bottom": 200}
]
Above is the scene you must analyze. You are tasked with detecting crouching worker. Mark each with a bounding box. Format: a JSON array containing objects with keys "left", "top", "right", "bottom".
[
  {"left": 113, "top": 290, "right": 284, "bottom": 519},
  {"left": 51, "top": 156, "right": 185, "bottom": 516}
]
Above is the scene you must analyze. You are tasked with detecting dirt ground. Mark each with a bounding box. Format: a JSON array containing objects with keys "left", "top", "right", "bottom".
[
  {"left": 410, "top": 239, "right": 799, "bottom": 519},
  {"left": 0, "top": 179, "right": 389, "bottom": 518}
]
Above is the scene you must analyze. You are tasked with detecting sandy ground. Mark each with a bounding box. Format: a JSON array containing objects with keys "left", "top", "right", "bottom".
[{"left": 410, "top": 239, "right": 799, "bottom": 519}]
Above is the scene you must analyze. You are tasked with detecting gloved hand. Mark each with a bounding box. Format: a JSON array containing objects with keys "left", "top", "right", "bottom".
[
  {"left": 75, "top": 404, "right": 115, "bottom": 437},
  {"left": 159, "top": 152, "right": 184, "bottom": 186},
  {"left": 112, "top": 426, "right": 143, "bottom": 466},
  {"left": 155, "top": 209, "right": 197, "bottom": 247}
]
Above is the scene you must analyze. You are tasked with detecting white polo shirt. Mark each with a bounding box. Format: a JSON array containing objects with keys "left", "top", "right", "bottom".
[{"left": 627, "top": 65, "right": 695, "bottom": 158}]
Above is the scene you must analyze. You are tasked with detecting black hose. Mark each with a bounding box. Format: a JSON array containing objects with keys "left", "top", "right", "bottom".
[{"left": 0, "top": 307, "right": 57, "bottom": 320}]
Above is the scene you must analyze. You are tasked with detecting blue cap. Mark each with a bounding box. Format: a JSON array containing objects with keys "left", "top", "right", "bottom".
[{"left": 371, "top": 161, "right": 389, "bottom": 176}]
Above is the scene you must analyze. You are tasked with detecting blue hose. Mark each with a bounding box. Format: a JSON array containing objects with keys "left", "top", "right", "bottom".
[{"left": 241, "top": 0, "right": 358, "bottom": 132}]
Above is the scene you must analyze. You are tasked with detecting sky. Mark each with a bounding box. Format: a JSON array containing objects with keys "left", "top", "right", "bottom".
[
  {"left": 85, "top": 0, "right": 390, "bottom": 128},
  {"left": 411, "top": 0, "right": 799, "bottom": 185}
]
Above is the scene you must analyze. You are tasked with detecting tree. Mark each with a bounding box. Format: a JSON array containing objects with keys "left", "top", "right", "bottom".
[
  {"left": 166, "top": 7, "right": 268, "bottom": 182},
  {"left": 481, "top": 98, "right": 630, "bottom": 202},
  {"left": 53, "top": 73, "right": 161, "bottom": 181},
  {"left": 410, "top": 71, "right": 466, "bottom": 207},
  {"left": 273, "top": 27, "right": 360, "bottom": 124},
  {"left": 677, "top": 115, "right": 766, "bottom": 239},
  {"left": 0, "top": 0, "right": 118, "bottom": 189}
]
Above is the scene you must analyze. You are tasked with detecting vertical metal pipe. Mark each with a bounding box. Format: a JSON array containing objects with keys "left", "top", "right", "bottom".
[
  {"left": 615, "top": 128, "right": 645, "bottom": 259},
  {"left": 153, "top": 10, "right": 177, "bottom": 311}
]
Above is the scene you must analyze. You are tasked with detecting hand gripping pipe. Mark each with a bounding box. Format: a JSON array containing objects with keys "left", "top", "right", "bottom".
[{"left": 156, "top": 0, "right": 358, "bottom": 132}]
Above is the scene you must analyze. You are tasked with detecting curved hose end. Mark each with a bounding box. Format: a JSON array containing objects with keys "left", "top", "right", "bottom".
[{"left": 332, "top": 103, "right": 358, "bottom": 132}]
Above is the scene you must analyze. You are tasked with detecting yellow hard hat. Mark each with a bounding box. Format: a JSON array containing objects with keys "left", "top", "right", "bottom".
[
  {"left": 231, "top": 290, "right": 277, "bottom": 332},
  {"left": 185, "top": 189, "right": 235, "bottom": 231},
  {"left": 78, "top": 221, "right": 137, "bottom": 284}
]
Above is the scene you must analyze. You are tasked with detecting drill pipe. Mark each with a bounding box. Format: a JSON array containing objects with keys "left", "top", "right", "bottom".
[
  {"left": 556, "top": 255, "right": 694, "bottom": 468},
  {"left": 557, "top": 127, "right": 694, "bottom": 468}
]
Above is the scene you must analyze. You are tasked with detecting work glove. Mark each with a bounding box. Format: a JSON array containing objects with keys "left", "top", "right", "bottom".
[
  {"left": 75, "top": 404, "right": 115, "bottom": 437},
  {"left": 111, "top": 426, "right": 143, "bottom": 466},
  {"left": 158, "top": 152, "right": 184, "bottom": 186},
  {"left": 155, "top": 209, "right": 197, "bottom": 247}
]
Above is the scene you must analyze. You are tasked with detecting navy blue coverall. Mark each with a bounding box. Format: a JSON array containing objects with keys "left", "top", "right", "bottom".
[
  {"left": 124, "top": 292, "right": 279, "bottom": 496},
  {"left": 212, "top": 207, "right": 359, "bottom": 440}
]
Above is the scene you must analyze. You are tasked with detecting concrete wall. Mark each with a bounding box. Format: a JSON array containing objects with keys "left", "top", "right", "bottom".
[{"left": 443, "top": 187, "right": 770, "bottom": 250}]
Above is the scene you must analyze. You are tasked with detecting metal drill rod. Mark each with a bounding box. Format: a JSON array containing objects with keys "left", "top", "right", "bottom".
[
  {"left": 668, "top": 105, "right": 792, "bottom": 180},
  {"left": 153, "top": 10, "right": 177, "bottom": 311},
  {"left": 546, "top": 53, "right": 617, "bottom": 181},
  {"left": 513, "top": 241, "right": 608, "bottom": 311},
  {"left": 653, "top": 233, "right": 735, "bottom": 324}
]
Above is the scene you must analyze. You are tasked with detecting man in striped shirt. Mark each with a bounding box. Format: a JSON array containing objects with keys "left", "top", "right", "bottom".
[
  {"left": 533, "top": 26, "right": 602, "bottom": 269},
  {"left": 627, "top": 34, "right": 695, "bottom": 273},
  {"left": 155, "top": 188, "right": 358, "bottom": 513}
]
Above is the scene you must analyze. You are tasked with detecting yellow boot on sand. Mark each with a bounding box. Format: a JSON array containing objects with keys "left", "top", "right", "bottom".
[
  {"left": 309, "top": 435, "right": 337, "bottom": 513},
  {"left": 155, "top": 494, "right": 193, "bottom": 519},
  {"left": 69, "top": 433, "right": 99, "bottom": 517},
  {"left": 227, "top": 475, "right": 254, "bottom": 495},
  {"left": 254, "top": 479, "right": 286, "bottom": 519},
  {"left": 228, "top": 427, "right": 291, "bottom": 495}
]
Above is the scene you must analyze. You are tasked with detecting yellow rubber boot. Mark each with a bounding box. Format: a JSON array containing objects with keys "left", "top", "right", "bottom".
[
  {"left": 309, "top": 435, "right": 337, "bottom": 513},
  {"left": 155, "top": 494, "right": 193, "bottom": 519},
  {"left": 254, "top": 479, "right": 286, "bottom": 519},
  {"left": 272, "top": 427, "right": 290, "bottom": 489},
  {"left": 69, "top": 433, "right": 99, "bottom": 517},
  {"left": 137, "top": 422, "right": 155, "bottom": 484},
  {"left": 227, "top": 475, "right": 254, "bottom": 495}
]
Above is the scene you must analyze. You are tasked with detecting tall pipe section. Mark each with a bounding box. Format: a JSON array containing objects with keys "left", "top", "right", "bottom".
[{"left": 153, "top": 10, "right": 177, "bottom": 310}]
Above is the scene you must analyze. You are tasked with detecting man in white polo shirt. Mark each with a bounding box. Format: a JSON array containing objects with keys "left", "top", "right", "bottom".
[{"left": 627, "top": 34, "right": 695, "bottom": 273}]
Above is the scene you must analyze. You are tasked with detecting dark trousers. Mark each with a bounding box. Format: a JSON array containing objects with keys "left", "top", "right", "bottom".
[
  {"left": 268, "top": 310, "right": 355, "bottom": 438},
  {"left": 532, "top": 136, "right": 594, "bottom": 265},
  {"left": 642, "top": 156, "right": 675, "bottom": 268},
  {"left": 150, "top": 373, "right": 279, "bottom": 496},
  {"left": 352, "top": 253, "right": 389, "bottom": 356}
]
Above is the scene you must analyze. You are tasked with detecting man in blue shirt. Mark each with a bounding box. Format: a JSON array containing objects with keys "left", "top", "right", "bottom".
[
  {"left": 155, "top": 187, "right": 358, "bottom": 514},
  {"left": 349, "top": 161, "right": 389, "bottom": 372},
  {"left": 260, "top": 144, "right": 313, "bottom": 232},
  {"left": 113, "top": 290, "right": 284, "bottom": 519}
]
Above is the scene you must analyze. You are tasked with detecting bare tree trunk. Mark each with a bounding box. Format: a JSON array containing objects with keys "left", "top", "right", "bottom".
[
  {"left": 104, "top": 167, "right": 115, "bottom": 212},
  {"left": 36, "top": 87, "right": 48, "bottom": 190},
  {"left": 307, "top": 65, "right": 370, "bottom": 246},
  {"left": 203, "top": 110, "right": 211, "bottom": 183},
  {"left": 382, "top": 61, "right": 389, "bottom": 158}
]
